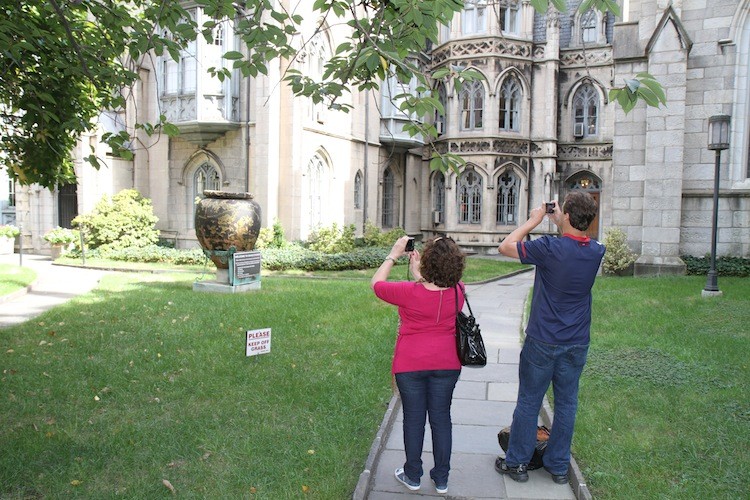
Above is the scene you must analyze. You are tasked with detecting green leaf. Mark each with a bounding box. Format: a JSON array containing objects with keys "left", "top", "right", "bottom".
[
  {"left": 162, "top": 123, "right": 181, "bottom": 137},
  {"left": 223, "top": 51, "right": 244, "bottom": 60}
]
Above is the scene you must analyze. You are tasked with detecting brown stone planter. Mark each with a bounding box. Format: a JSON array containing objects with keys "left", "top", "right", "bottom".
[{"left": 194, "top": 190, "right": 262, "bottom": 269}]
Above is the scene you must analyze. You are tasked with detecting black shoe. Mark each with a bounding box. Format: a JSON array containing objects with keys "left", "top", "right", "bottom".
[
  {"left": 495, "top": 457, "right": 529, "bottom": 482},
  {"left": 545, "top": 468, "right": 568, "bottom": 484}
]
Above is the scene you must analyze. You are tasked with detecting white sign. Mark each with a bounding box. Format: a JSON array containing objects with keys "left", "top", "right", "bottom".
[{"left": 246, "top": 328, "right": 271, "bottom": 357}]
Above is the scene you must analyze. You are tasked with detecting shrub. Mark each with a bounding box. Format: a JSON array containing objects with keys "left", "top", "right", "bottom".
[
  {"left": 362, "top": 220, "right": 406, "bottom": 247},
  {"left": 73, "top": 189, "right": 159, "bottom": 251},
  {"left": 271, "top": 218, "right": 286, "bottom": 248},
  {"left": 0, "top": 225, "right": 20, "bottom": 238},
  {"left": 602, "top": 228, "right": 637, "bottom": 275},
  {"left": 308, "top": 223, "right": 356, "bottom": 254},
  {"left": 43, "top": 227, "right": 78, "bottom": 246},
  {"left": 681, "top": 255, "right": 750, "bottom": 277}
]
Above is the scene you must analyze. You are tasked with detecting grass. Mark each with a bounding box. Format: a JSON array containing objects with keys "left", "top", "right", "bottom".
[
  {"left": 0, "top": 264, "right": 36, "bottom": 298},
  {"left": 575, "top": 276, "right": 750, "bottom": 499},
  {"left": 1, "top": 273, "right": 397, "bottom": 498}
]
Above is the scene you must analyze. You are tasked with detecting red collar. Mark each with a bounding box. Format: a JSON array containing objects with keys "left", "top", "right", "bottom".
[{"left": 563, "top": 233, "right": 590, "bottom": 243}]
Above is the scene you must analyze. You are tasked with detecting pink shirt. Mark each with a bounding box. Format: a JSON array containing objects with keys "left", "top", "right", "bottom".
[{"left": 373, "top": 281, "right": 463, "bottom": 374}]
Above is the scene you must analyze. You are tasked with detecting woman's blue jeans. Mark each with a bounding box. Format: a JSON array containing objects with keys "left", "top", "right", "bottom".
[
  {"left": 505, "top": 336, "right": 589, "bottom": 475},
  {"left": 395, "top": 369, "right": 461, "bottom": 485}
]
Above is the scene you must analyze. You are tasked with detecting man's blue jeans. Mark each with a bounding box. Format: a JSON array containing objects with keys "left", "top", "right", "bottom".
[
  {"left": 505, "top": 336, "right": 589, "bottom": 475},
  {"left": 395, "top": 370, "right": 461, "bottom": 485}
]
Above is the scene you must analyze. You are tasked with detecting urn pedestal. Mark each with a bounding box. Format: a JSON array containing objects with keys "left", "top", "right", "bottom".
[{"left": 193, "top": 190, "right": 262, "bottom": 293}]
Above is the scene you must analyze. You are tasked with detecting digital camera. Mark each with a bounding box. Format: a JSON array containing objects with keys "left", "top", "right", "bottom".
[
  {"left": 545, "top": 202, "right": 555, "bottom": 214},
  {"left": 405, "top": 238, "right": 415, "bottom": 252}
]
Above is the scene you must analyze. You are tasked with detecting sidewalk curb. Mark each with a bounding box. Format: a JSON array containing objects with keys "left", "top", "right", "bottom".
[
  {"left": 0, "top": 280, "right": 37, "bottom": 305},
  {"left": 352, "top": 394, "right": 401, "bottom": 500}
]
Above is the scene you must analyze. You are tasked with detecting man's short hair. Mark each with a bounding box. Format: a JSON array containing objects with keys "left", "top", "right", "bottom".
[{"left": 563, "top": 191, "right": 598, "bottom": 231}]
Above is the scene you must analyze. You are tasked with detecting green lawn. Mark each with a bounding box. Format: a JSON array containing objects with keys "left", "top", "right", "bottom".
[
  {"left": 0, "top": 264, "right": 36, "bottom": 298},
  {"left": 575, "top": 276, "right": 750, "bottom": 499}
]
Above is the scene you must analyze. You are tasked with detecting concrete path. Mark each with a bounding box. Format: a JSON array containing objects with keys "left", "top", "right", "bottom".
[
  {"left": 0, "top": 253, "right": 108, "bottom": 328},
  {"left": 356, "top": 270, "right": 583, "bottom": 500}
]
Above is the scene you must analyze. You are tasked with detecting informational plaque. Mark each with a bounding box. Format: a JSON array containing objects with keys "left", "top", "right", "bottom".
[
  {"left": 246, "top": 328, "right": 271, "bottom": 357},
  {"left": 231, "top": 250, "right": 261, "bottom": 285}
]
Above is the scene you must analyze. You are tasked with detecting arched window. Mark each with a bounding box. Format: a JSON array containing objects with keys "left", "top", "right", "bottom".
[
  {"left": 433, "top": 172, "right": 445, "bottom": 223},
  {"left": 462, "top": 0, "right": 487, "bottom": 35},
  {"left": 499, "top": 1, "right": 520, "bottom": 35},
  {"left": 193, "top": 162, "right": 220, "bottom": 218},
  {"left": 306, "top": 156, "right": 325, "bottom": 231},
  {"left": 496, "top": 171, "right": 519, "bottom": 224},
  {"left": 382, "top": 167, "right": 396, "bottom": 228},
  {"left": 435, "top": 83, "right": 447, "bottom": 136},
  {"left": 573, "top": 84, "right": 599, "bottom": 138},
  {"left": 457, "top": 170, "right": 482, "bottom": 224},
  {"left": 581, "top": 9, "right": 598, "bottom": 44},
  {"left": 460, "top": 80, "right": 484, "bottom": 130},
  {"left": 499, "top": 77, "right": 521, "bottom": 132},
  {"left": 193, "top": 163, "right": 221, "bottom": 201},
  {"left": 354, "top": 170, "right": 363, "bottom": 209}
]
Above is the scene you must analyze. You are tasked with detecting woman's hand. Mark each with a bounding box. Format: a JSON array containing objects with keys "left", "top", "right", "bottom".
[{"left": 388, "top": 235, "right": 411, "bottom": 259}]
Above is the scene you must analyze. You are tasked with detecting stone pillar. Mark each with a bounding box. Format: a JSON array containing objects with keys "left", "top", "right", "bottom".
[{"left": 634, "top": 15, "right": 689, "bottom": 276}]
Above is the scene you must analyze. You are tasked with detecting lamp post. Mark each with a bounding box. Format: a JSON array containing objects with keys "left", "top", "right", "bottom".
[{"left": 702, "top": 114, "right": 730, "bottom": 297}]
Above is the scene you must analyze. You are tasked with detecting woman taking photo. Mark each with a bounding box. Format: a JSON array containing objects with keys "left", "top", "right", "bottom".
[{"left": 371, "top": 235, "right": 465, "bottom": 495}]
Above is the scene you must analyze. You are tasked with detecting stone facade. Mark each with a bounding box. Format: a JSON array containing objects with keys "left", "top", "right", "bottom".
[{"left": 3, "top": 0, "right": 748, "bottom": 266}]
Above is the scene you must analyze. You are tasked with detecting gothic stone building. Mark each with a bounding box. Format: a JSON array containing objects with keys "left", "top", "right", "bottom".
[{"left": 6, "top": 0, "right": 750, "bottom": 274}]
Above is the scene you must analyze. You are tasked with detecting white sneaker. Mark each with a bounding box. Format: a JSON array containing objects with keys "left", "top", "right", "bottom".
[
  {"left": 395, "top": 468, "right": 420, "bottom": 491},
  {"left": 432, "top": 478, "right": 448, "bottom": 494}
]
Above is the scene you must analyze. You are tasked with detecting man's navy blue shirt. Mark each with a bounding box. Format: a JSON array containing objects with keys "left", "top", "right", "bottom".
[{"left": 517, "top": 234, "right": 606, "bottom": 345}]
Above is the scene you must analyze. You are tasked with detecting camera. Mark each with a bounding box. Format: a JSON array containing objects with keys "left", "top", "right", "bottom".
[
  {"left": 545, "top": 202, "right": 555, "bottom": 214},
  {"left": 405, "top": 238, "right": 415, "bottom": 252}
]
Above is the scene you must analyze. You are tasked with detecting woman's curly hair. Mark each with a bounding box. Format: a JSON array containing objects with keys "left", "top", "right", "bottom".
[{"left": 420, "top": 236, "right": 465, "bottom": 288}]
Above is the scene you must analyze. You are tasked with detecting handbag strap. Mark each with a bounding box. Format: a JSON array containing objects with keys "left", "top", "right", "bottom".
[{"left": 454, "top": 283, "right": 474, "bottom": 316}]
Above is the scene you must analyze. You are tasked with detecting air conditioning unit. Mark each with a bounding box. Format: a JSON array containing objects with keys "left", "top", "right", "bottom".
[
  {"left": 573, "top": 122, "right": 585, "bottom": 138},
  {"left": 433, "top": 210, "right": 443, "bottom": 224}
]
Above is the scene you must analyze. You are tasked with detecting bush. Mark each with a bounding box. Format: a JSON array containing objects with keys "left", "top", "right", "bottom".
[
  {"left": 308, "top": 223, "right": 356, "bottom": 254},
  {"left": 73, "top": 189, "right": 159, "bottom": 251},
  {"left": 362, "top": 220, "right": 406, "bottom": 247},
  {"left": 43, "top": 227, "right": 78, "bottom": 246},
  {"left": 602, "top": 228, "right": 637, "bottom": 275},
  {"left": 0, "top": 225, "right": 20, "bottom": 238},
  {"left": 681, "top": 255, "right": 750, "bottom": 277}
]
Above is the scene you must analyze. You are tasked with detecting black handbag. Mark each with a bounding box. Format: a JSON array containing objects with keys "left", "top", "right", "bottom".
[{"left": 455, "top": 284, "right": 487, "bottom": 367}]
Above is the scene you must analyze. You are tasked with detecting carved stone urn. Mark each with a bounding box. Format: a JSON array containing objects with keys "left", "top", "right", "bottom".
[{"left": 194, "top": 190, "right": 262, "bottom": 269}]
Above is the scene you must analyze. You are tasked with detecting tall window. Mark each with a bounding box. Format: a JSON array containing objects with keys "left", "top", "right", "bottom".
[
  {"left": 382, "top": 167, "right": 396, "bottom": 228},
  {"left": 161, "top": 10, "right": 197, "bottom": 95},
  {"left": 205, "top": 22, "right": 226, "bottom": 95},
  {"left": 306, "top": 156, "right": 325, "bottom": 231},
  {"left": 496, "top": 171, "right": 519, "bottom": 224},
  {"left": 458, "top": 170, "right": 482, "bottom": 224},
  {"left": 462, "top": 0, "right": 487, "bottom": 35},
  {"left": 440, "top": 22, "right": 451, "bottom": 43},
  {"left": 499, "top": 77, "right": 521, "bottom": 131},
  {"left": 581, "top": 9, "right": 598, "bottom": 44},
  {"left": 306, "top": 32, "right": 328, "bottom": 122},
  {"left": 499, "top": 2, "right": 520, "bottom": 34},
  {"left": 460, "top": 80, "right": 484, "bottom": 130},
  {"left": 435, "top": 83, "right": 447, "bottom": 136},
  {"left": 194, "top": 163, "right": 221, "bottom": 201},
  {"left": 354, "top": 170, "right": 362, "bottom": 209},
  {"left": 573, "top": 84, "right": 599, "bottom": 138},
  {"left": 433, "top": 172, "right": 445, "bottom": 223}
]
